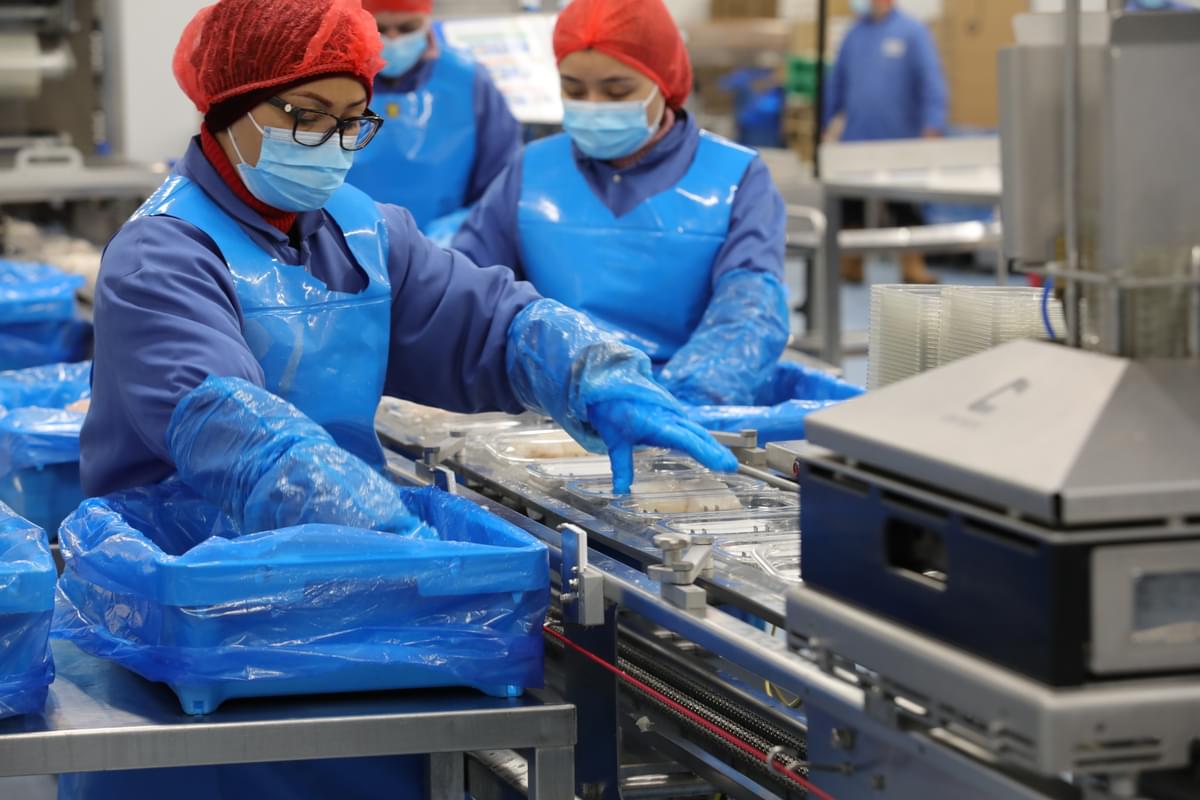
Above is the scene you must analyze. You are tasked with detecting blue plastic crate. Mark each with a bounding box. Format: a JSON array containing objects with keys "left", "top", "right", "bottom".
[
  {"left": 0, "top": 362, "right": 89, "bottom": 538},
  {"left": 0, "top": 261, "right": 89, "bottom": 371},
  {"left": 0, "top": 461, "right": 82, "bottom": 539},
  {"left": 0, "top": 504, "right": 56, "bottom": 719},
  {"left": 54, "top": 480, "right": 549, "bottom": 715}
]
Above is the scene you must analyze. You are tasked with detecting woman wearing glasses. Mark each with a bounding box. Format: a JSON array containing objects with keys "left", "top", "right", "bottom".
[{"left": 68, "top": 1, "right": 734, "bottom": 796}]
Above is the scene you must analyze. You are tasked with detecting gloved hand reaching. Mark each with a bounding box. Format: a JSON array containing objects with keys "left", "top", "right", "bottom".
[
  {"left": 507, "top": 299, "right": 738, "bottom": 493},
  {"left": 166, "top": 376, "right": 428, "bottom": 536}
]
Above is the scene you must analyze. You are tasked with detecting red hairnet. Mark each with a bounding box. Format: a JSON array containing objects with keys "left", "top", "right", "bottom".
[
  {"left": 174, "top": 0, "right": 385, "bottom": 114},
  {"left": 363, "top": 0, "right": 434, "bottom": 12},
  {"left": 554, "top": 0, "right": 693, "bottom": 108}
]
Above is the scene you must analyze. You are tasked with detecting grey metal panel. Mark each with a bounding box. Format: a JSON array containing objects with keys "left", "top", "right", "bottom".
[
  {"left": 998, "top": 44, "right": 1105, "bottom": 266},
  {"left": 807, "top": 341, "right": 1200, "bottom": 525},
  {"left": 787, "top": 585, "right": 1200, "bottom": 776},
  {"left": 0, "top": 642, "right": 576, "bottom": 777}
]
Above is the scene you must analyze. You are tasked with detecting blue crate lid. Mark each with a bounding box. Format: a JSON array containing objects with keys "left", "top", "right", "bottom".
[{"left": 0, "top": 504, "right": 56, "bottom": 614}]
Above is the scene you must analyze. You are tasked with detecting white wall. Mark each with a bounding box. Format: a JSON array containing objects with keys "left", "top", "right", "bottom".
[{"left": 105, "top": 0, "right": 208, "bottom": 164}]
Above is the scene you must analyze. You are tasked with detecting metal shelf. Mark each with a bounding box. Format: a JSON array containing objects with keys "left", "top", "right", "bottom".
[{"left": 0, "top": 642, "right": 576, "bottom": 798}]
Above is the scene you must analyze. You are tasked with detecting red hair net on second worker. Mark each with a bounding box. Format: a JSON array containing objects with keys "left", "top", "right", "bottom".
[
  {"left": 363, "top": 0, "right": 434, "bottom": 11},
  {"left": 554, "top": 0, "right": 693, "bottom": 108},
  {"left": 174, "top": 0, "right": 386, "bottom": 115}
]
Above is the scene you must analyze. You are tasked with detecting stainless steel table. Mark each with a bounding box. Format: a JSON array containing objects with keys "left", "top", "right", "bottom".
[
  {"left": 0, "top": 643, "right": 576, "bottom": 799},
  {"left": 813, "top": 138, "right": 1004, "bottom": 365}
]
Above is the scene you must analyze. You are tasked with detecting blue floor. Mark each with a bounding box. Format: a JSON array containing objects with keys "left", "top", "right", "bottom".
[{"left": 787, "top": 255, "right": 1024, "bottom": 388}]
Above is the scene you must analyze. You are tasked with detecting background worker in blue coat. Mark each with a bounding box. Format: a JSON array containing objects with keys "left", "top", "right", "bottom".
[
  {"left": 345, "top": 0, "right": 522, "bottom": 239},
  {"left": 453, "top": 0, "right": 791, "bottom": 409},
  {"left": 823, "top": 0, "right": 946, "bottom": 285},
  {"left": 66, "top": 0, "right": 734, "bottom": 796},
  {"left": 1126, "top": 0, "right": 1195, "bottom": 10}
]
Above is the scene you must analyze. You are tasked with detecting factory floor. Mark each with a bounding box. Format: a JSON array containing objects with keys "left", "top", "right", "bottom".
[{"left": 0, "top": 257, "right": 1011, "bottom": 800}]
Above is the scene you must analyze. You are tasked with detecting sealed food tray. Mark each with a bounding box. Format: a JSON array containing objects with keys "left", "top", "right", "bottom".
[
  {"left": 565, "top": 473, "right": 766, "bottom": 509},
  {"left": 526, "top": 455, "right": 700, "bottom": 490},
  {"left": 0, "top": 503, "right": 56, "bottom": 719},
  {"left": 482, "top": 428, "right": 592, "bottom": 466},
  {"left": 605, "top": 487, "right": 796, "bottom": 524},
  {"left": 53, "top": 480, "right": 549, "bottom": 715},
  {"left": 376, "top": 397, "right": 529, "bottom": 449}
]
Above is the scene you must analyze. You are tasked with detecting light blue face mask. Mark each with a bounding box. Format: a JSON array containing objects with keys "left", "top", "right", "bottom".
[
  {"left": 850, "top": 0, "right": 872, "bottom": 16},
  {"left": 230, "top": 112, "right": 354, "bottom": 212},
  {"left": 379, "top": 27, "right": 428, "bottom": 78},
  {"left": 562, "top": 88, "right": 659, "bottom": 161}
]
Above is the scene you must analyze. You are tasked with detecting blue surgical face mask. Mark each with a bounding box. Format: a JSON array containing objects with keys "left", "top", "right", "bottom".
[
  {"left": 379, "top": 27, "right": 428, "bottom": 78},
  {"left": 230, "top": 112, "right": 354, "bottom": 212},
  {"left": 1134, "top": 0, "right": 1169, "bottom": 8},
  {"left": 850, "top": 0, "right": 872, "bottom": 16},
  {"left": 562, "top": 88, "right": 660, "bottom": 161}
]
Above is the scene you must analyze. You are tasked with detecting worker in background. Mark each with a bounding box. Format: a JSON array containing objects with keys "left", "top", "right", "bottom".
[
  {"left": 65, "top": 0, "right": 735, "bottom": 796},
  {"left": 345, "top": 0, "right": 522, "bottom": 240},
  {"left": 453, "top": 0, "right": 790, "bottom": 408},
  {"left": 1126, "top": 0, "right": 1195, "bottom": 9},
  {"left": 823, "top": 0, "right": 946, "bottom": 285}
]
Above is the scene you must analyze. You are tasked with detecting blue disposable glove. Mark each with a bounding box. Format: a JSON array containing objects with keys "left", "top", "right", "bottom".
[
  {"left": 753, "top": 361, "right": 864, "bottom": 405},
  {"left": 166, "top": 376, "right": 428, "bottom": 537},
  {"left": 685, "top": 399, "right": 832, "bottom": 446},
  {"left": 507, "top": 299, "right": 738, "bottom": 493},
  {"left": 659, "top": 270, "right": 790, "bottom": 406}
]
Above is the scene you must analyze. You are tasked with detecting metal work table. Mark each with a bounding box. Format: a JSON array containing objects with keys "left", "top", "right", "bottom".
[
  {"left": 0, "top": 642, "right": 577, "bottom": 799},
  {"left": 813, "top": 138, "right": 1004, "bottom": 364}
]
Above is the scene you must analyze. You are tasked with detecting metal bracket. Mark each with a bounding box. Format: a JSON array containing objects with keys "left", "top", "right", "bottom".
[
  {"left": 415, "top": 435, "right": 465, "bottom": 493},
  {"left": 559, "top": 524, "right": 605, "bottom": 627},
  {"left": 710, "top": 429, "right": 768, "bottom": 468},
  {"left": 647, "top": 532, "right": 713, "bottom": 614}
]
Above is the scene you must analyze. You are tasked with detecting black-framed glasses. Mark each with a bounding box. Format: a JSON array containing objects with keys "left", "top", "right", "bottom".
[{"left": 266, "top": 96, "right": 385, "bottom": 151}]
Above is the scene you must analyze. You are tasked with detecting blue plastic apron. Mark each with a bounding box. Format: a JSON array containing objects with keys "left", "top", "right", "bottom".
[
  {"left": 58, "top": 177, "right": 420, "bottom": 799},
  {"left": 139, "top": 174, "right": 391, "bottom": 468},
  {"left": 346, "top": 49, "right": 478, "bottom": 230},
  {"left": 517, "top": 131, "right": 755, "bottom": 364}
]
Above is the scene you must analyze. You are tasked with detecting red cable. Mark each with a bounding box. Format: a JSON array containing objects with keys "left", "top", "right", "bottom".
[{"left": 544, "top": 626, "right": 836, "bottom": 800}]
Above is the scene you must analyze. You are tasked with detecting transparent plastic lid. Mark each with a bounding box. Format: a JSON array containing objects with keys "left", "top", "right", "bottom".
[
  {"left": 481, "top": 428, "right": 591, "bottom": 465},
  {"left": 713, "top": 533, "right": 798, "bottom": 564},
  {"left": 526, "top": 455, "right": 699, "bottom": 487},
  {"left": 566, "top": 473, "right": 766, "bottom": 507}
]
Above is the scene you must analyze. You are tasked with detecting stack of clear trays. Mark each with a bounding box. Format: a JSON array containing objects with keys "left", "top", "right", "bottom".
[
  {"left": 868, "top": 284, "right": 943, "bottom": 389},
  {"left": 937, "top": 286, "right": 1065, "bottom": 366},
  {"left": 583, "top": 481, "right": 795, "bottom": 526},
  {"left": 526, "top": 455, "right": 701, "bottom": 491},
  {"left": 377, "top": 398, "right": 530, "bottom": 449}
]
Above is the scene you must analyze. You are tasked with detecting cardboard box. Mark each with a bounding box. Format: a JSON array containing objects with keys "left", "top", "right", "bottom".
[
  {"left": 711, "top": 0, "right": 779, "bottom": 17},
  {"left": 938, "top": 0, "right": 1026, "bottom": 129}
]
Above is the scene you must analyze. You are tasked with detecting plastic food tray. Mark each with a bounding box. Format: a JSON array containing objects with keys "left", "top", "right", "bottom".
[
  {"left": 481, "top": 428, "right": 592, "bottom": 467},
  {"left": 604, "top": 487, "right": 796, "bottom": 524},
  {"left": 0, "top": 503, "right": 56, "bottom": 719},
  {"left": 53, "top": 482, "right": 549, "bottom": 715},
  {"left": 750, "top": 538, "right": 802, "bottom": 584},
  {"left": 526, "top": 455, "right": 700, "bottom": 490},
  {"left": 376, "top": 397, "right": 529, "bottom": 449},
  {"left": 564, "top": 473, "right": 766, "bottom": 510}
]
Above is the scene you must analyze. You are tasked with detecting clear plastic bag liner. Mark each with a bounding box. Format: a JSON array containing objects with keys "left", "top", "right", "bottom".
[{"left": 52, "top": 479, "right": 548, "bottom": 702}]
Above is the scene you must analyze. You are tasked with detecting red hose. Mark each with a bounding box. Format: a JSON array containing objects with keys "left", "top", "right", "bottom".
[{"left": 544, "top": 626, "right": 836, "bottom": 800}]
